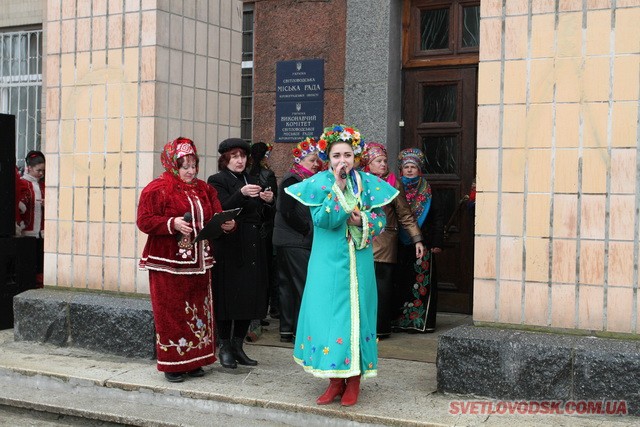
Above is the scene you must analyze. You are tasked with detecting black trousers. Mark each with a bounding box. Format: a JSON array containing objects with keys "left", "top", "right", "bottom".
[
  {"left": 374, "top": 261, "right": 395, "bottom": 336},
  {"left": 276, "top": 246, "right": 310, "bottom": 338}
]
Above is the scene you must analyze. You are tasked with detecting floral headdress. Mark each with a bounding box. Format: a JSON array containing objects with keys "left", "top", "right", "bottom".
[
  {"left": 249, "top": 141, "right": 274, "bottom": 160},
  {"left": 263, "top": 142, "right": 274, "bottom": 159},
  {"left": 397, "top": 147, "right": 425, "bottom": 172},
  {"left": 292, "top": 137, "right": 319, "bottom": 163},
  {"left": 316, "top": 124, "right": 365, "bottom": 162}
]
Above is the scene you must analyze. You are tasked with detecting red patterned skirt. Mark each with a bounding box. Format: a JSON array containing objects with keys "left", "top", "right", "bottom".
[{"left": 149, "top": 270, "right": 217, "bottom": 372}]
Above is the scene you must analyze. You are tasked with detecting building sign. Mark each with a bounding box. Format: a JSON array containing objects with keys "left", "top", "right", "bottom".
[{"left": 275, "top": 59, "right": 324, "bottom": 142}]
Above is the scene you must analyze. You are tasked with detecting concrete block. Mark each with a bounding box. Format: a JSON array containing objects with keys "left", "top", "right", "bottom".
[
  {"left": 438, "top": 325, "right": 574, "bottom": 399},
  {"left": 69, "top": 293, "right": 155, "bottom": 359},
  {"left": 14, "top": 289, "right": 155, "bottom": 359},
  {"left": 13, "top": 289, "right": 70, "bottom": 346},
  {"left": 573, "top": 337, "right": 640, "bottom": 415},
  {"left": 438, "top": 325, "right": 640, "bottom": 415}
]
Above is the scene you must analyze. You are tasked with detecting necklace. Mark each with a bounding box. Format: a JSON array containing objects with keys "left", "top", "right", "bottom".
[{"left": 227, "top": 170, "right": 248, "bottom": 185}]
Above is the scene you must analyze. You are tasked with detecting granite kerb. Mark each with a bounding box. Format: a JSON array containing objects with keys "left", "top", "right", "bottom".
[
  {"left": 437, "top": 324, "right": 640, "bottom": 415},
  {"left": 13, "top": 288, "right": 155, "bottom": 359}
]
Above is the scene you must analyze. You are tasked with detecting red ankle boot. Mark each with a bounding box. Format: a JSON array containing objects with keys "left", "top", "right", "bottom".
[
  {"left": 316, "top": 378, "right": 345, "bottom": 405},
  {"left": 341, "top": 375, "right": 361, "bottom": 406}
]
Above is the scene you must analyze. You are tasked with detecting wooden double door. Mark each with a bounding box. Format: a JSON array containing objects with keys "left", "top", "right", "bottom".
[{"left": 401, "top": 0, "right": 479, "bottom": 314}]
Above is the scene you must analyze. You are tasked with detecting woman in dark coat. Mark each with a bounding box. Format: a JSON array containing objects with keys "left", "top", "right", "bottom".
[
  {"left": 272, "top": 137, "right": 320, "bottom": 343},
  {"left": 207, "top": 138, "right": 274, "bottom": 368},
  {"left": 247, "top": 142, "right": 279, "bottom": 319}
]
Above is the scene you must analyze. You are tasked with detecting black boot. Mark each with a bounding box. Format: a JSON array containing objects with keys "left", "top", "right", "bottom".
[
  {"left": 218, "top": 339, "right": 237, "bottom": 369},
  {"left": 231, "top": 337, "right": 258, "bottom": 366}
]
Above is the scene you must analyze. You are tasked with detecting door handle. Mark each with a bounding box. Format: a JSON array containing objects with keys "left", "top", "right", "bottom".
[{"left": 444, "top": 194, "right": 470, "bottom": 239}]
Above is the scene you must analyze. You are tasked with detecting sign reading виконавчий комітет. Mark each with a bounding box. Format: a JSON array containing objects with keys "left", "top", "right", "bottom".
[{"left": 275, "top": 59, "right": 324, "bottom": 142}]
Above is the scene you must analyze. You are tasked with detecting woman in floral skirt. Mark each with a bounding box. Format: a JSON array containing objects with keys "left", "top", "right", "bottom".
[
  {"left": 393, "top": 148, "right": 444, "bottom": 333},
  {"left": 137, "top": 137, "right": 236, "bottom": 382}
]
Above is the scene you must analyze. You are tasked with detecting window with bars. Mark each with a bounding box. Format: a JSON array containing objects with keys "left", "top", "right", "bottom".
[
  {"left": 241, "top": 4, "right": 254, "bottom": 144},
  {"left": 0, "top": 29, "right": 42, "bottom": 170}
]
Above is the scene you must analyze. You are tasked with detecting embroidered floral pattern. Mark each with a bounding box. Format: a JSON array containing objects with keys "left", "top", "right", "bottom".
[
  {"left": 394, "top": 251, "right": 432, "bottom": 330},
  {"left": 157, "top": 298, "right": 213, "bottom": 356},
  {"left": 177, "top": 247, "right": 193, "bottom": 259}
]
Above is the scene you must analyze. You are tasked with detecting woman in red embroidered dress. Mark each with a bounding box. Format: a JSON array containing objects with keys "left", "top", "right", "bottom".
[{"left": 137, "top": 137, "right": 236, "bottom": 383}]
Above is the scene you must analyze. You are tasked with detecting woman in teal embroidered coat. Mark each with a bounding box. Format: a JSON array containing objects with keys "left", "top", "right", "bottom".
[{"left": 285, "top": 125, "right": 398, "bottom": 407}]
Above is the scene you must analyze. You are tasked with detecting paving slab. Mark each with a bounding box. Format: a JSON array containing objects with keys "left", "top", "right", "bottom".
[{"left": 0, "top": 323, "right": 636, "bottom": 426}]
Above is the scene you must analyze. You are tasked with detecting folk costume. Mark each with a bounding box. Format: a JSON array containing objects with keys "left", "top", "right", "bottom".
[
  {"left": 360, "top": 142, "right": 422, "bottom": 338},
  {"left": 286, "top": 125, "right": 399, "bottom": 403},
  {"left": 20, "top": 171, "right": 45, "bottom": 238},
  {"left": 14, "top": 166, "right": 29, "bottom": 235},
  {"left": 394, "top": 148, "right": 444, "bottom": 333},
  {"left": 272, "top": 137, "right": 319, "bottom": 342},
  {"left": 287, "top": 168, "right": 398, "bottom": 379},
  {"left": 137, "top": 138, "right": 220, "bottom": 375},
  {"left": 20, "top": 151, "right": 46, "bottom": 287}
]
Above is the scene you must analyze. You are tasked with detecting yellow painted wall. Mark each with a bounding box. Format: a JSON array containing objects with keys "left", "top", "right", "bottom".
[
  {"left": 42, "top": 1, "right": 242, "bottom": 293},
  {"left": 474, "top": 0, "right": 640, "bottom": 334}
]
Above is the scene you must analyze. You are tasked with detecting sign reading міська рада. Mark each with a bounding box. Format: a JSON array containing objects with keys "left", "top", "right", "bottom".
[{"left": 275, "top": 59, "right": 324, "bottom": 142}]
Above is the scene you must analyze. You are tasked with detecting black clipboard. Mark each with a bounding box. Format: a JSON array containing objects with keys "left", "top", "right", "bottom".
[{"left": 194, "top": 208, "right": 242, "bottom": 242}]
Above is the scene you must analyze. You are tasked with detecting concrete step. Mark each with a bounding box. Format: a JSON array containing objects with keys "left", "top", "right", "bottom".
[
  {"left": 0, "top": 367, "right": 372, "bottom": 426},
  {"left": 0, "top": 330, "right": 438, "bottom": 426},
  {"left": 0, "top": 330, "right": 636, "bottom": 427}
]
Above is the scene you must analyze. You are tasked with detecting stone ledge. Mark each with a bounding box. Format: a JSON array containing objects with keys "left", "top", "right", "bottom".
[
  {"left": 13, "top": 289, "right": 155, "bottom": 359},
  {"left": 437, "top": 325, "right": 640, "bottom": 415}
]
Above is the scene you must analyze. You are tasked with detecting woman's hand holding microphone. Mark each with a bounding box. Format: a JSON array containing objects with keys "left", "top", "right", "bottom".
[
  {"left": 334, "top": 161, "right": 348, "bottom": 190},
  {"left": 174, "top": 215, "right": 193, "bottom": 235}
]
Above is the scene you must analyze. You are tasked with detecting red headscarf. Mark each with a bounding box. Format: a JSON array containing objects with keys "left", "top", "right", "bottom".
[
  {"left": 160, "top": 137, "right": 198, "bottom": 176},
  {"left": 361, "top": 141, "right": 397, "bottom": 187}
]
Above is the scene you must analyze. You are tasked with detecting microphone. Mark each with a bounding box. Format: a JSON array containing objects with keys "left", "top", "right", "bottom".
[
  {"left": 176, "top": 212, "right": 193, "bottom": 242},
  {"left": 339, "top": 162, "right": 347, "bottom": 179}
]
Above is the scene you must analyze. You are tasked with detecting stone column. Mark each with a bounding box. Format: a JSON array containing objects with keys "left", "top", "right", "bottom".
[
  {"left": 43, "top": 0, "right": 242, "bottom": 294},
  {"left": 344, "top": 0, "right": 403, "bottom": 160}
]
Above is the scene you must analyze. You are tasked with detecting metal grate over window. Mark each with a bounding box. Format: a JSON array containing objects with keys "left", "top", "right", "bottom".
[
  {"left": 0, "top": 29, "right": 42, "bottom": 170},
  {"left": 241, "top": 4, "right": 254, "bottom": 144}
]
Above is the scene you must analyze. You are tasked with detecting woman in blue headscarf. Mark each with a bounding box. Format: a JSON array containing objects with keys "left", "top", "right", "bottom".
[{"left": 393, "top": 148, "right": 444, "bottom": 333}]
